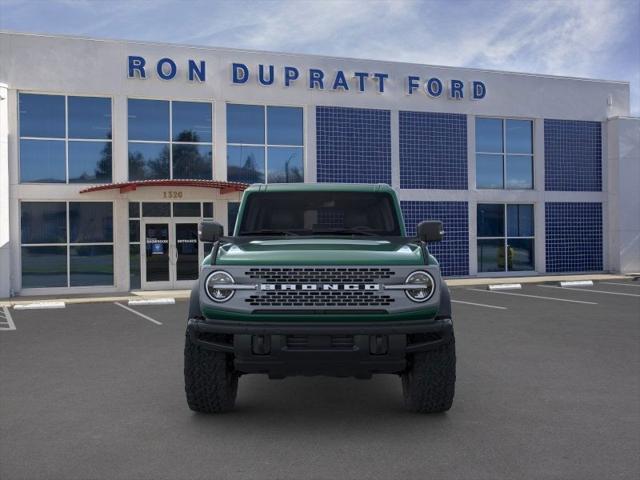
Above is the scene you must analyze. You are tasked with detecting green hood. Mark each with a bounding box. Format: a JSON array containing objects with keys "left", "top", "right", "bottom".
[{"left": 212, "top": 237, "right": 425, "bottom": 266}]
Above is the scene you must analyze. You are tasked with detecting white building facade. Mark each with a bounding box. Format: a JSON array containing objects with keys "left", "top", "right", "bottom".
[{"left": 0, "top": 32, "right": 638, "bottom": 297}]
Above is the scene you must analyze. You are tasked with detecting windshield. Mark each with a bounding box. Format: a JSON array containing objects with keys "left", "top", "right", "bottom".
[{"left": 237, "top": 191, "right": 402, "bottom": 236}]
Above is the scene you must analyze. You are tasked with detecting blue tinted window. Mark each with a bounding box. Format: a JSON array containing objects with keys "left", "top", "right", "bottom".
[
  {"left": 173, "top": 102, "right": 212, "bottom": 143},
  {"left": 21, "top": 202, "right": 67, "bottom": 244},
  {"left": 130, "top": 244, "right": 141, "bottom": 289},
  {"left": 476, "top": 154, "right": 503, "bottom": 189},
  {"left": 70, "top": 245, "right": 114, "bottom": 286},
  {"left": 476, "top": 118, "right": 503, "bottom": 153},
  {"left": 227, "top": 104, "right": 264, "bottom": 144},
  {"left": 129, "top": 202, "right": 140, "bottom": 218},
  {"left": 227, "top": 145, "right": 265, "bottom": 183},
  {"left": 267, "top": 147, "right": 303, "bottom": 183},
  {"left": 19, "top": 93, "right": 65, "bottom": 138},
  {"left": 477, "top": 239, "right": 505, "bottom": 273},
  {"left": 203, "top": 202, "right": 214, "bottom": 218},
  {"left": 506, "top": 155, "right": 533, "bottom": 189},
  {"left": 506, "top": 120, "right": 532, "bottom": 154},
  {"left": 129, "top": 220, "right": 140, "bottom": 242},
  {"left": 477, "top": 204, "right": 504, "bottom": 237},
  {"left": 267, "top": 106, "right": 303, "bottom": 145},
  {"left": 128, "top": 99, "right": 169, "bottom": 141},
  {"left": 128, "top": 142, "right": 170, "bottom": 180},
  {"left": 69, "top": 202, "right": 113, "bottom": 243},
  {"left": 68, "top": 96, "right": 112, "bottom": 139},
  {"left": 507, "top": 238, "right": 534, "bottom": 271},
  {"left": 228, "top": 202, "right": 240, "bottom": 235},
  {"left": 173, "top": 203, "right": 201, "bottom": 217},
  {"left": 68, "top": 141, "right": 112, "bottom": 183},
  {"left": 21, "top": 246, "right": 68, "bottom": 288},
  {"left": 507, "top": 204, "right": 534, "bottom": 237},
  {"left": 142, "top": 203, "right": 171, "bottom": 217},
  {"left": 20, "top": 139, "right": 66, "bottom": 183},
  {"left": 172, "top": 144, "right": 212, "bottom": 179}
]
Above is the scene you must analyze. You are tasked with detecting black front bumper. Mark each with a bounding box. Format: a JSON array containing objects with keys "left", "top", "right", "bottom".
[{"left": 187, "top": 317, "right": 453, "bottom": 378}]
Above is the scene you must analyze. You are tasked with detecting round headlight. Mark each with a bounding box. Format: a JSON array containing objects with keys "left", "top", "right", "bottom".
[
  {"left": 205, "top": 271, "right": 235, "bottom": 302},
  {"left": 404, "top": 271, "right": 435, "bottom": 302}
]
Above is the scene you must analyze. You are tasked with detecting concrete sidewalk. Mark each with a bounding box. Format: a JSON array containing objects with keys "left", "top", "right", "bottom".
[{"left": 0, "top": 273, "right": 636, "bottom": 307}]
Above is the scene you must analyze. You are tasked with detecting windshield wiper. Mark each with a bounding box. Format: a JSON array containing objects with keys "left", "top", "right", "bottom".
[{"left": 240, "top": 229, "right": 299, "bottom": 236}]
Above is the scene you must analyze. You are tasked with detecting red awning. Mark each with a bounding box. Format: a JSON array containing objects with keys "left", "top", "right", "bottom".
[{"left": 79, "top": 179, "right": 249, "bottom": 195}]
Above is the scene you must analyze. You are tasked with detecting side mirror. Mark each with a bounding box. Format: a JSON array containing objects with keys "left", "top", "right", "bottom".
[
  {"left": 417, "top": 220, "right": 444, "bottom": 242},
  {"left": 198, "top": 221, "right": 224, "bottom": 242}
]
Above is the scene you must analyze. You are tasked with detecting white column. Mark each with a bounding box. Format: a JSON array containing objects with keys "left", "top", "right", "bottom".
[
  {"left": 390, "top": 109, "right": 400, "bottom": 190},
  {"left": 112, "top": 95, "right": 128, "bottom": 183},
  {"left": 305, "top": 105, "right": 316, "bottom": 183},
  {"left": 214, "top": 101, "right": 227, "bottom": 181},
  {"left": 607, "top": 117, "right": 640, "bottom": 273},
  {"left": 533, "top": 117, "right": 546, "bottom": 273},
  {"left": 0, "top": 83, "right": 9, "bottom": 297},
  {"left": 466, "top": 115, "right": 477, "bottom": 275}
]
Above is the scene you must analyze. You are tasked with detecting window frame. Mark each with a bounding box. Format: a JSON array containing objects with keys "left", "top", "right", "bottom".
[
  {"left": 18, "top": 92, "right": 114, "bottom": 184},
  {"left": 19, "top": 200, "right": 115, "bottom": 289},
  {"left": 127, "top": 98, "right": 215, "bottom": 180},
  {"left": 476, "top": 202, "right": 536, "bottom": 273},
  {"left": 226, "top": 102, "right": 305, "bottom": 183},
  {"left": 475, "top": 116, "right": 534, "bottom": 190}
]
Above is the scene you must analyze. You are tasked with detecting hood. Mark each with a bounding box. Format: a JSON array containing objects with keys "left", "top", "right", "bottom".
[{"left": 213, "top": 237, "right": 425, "bottom": 266}]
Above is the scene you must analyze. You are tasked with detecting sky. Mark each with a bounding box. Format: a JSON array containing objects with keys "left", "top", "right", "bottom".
[{"left": 1, "top": 0, "right": 638, "bottom": 114}]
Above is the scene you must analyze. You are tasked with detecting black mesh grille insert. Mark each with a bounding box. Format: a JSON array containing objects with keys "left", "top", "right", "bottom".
[
  {"left": 246, "top": 290, "right": 394, "bottom": 307},
  {"left": 245, "top": 267, "right": 394, "bottom": 283}
]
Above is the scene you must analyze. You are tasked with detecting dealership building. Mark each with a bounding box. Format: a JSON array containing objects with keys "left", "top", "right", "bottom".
[{"left": 0, "top": 31, "right": 638, "bottom": 297}]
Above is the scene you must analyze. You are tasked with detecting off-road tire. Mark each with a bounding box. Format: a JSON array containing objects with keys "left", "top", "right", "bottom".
[
  {"left": 401, "top": 333, "right": 456, "bottom": 413},
  {"left": 184, "top": 329, "right": 238, "bottom": 413}
]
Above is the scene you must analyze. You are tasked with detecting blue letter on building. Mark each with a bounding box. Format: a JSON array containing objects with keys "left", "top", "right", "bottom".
[
  {"left": 472, "top": 81, "right": 486, "bottom": 99},
  {"left": 258, "top": 64, "right": 275, "bottom": 86},
  {"left": 425, "top": 77, "right": 443, "bottom": 97},
  {"left": 407, "top": 76, "right": 420, "bottom": 95},
  {"left": 128, "top": 56, "right": 146, "bottom": 79},
  {"left": 284, "top": 66, "right": 299, "bottom": 87},
  {"left": 332, "top": 71, "right": 349, "bottom": 91},
  {"left": 373, "top": 73, "right": 388, "bottom": 93},
  {"left": 188, "top": 60, "right": 206, "bottom": 82},
  {"left": 232, "top": 63, "right": 249, "bottom": 84},
  {"left": 157, "top": 58, "right": 177, "bottom": 80},
  {"left": 449, "top": 79, "right": 464, "bottom": 99},
  {"left": 353, "top": 72, "right": 368, "bottom": 92},
  {"left": 309, "top": 69, "right": 325, "bottom": 89}
]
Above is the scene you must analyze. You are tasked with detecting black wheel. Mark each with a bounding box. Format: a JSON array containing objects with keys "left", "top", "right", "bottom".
[
  {"left": 184, "top": 329, "right": 238, "bottom": 413},
  {"left": 401, "top": 333, "right": 456, "bottom": 413}
]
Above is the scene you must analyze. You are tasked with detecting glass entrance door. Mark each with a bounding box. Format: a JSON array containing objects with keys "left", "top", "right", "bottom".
[
  {"left": 144, "top": 222, "right": 171, "bottom": 287},
  {"left": 142, "top": 219, "right": 201, "bottom": 289},
  {"left": 174, "top": 222, "right": 200, "bottom": 286}
]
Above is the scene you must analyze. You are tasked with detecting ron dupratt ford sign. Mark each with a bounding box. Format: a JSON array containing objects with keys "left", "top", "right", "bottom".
[{"left": 127, "top": 56, "right": 487, "bottom": 100}]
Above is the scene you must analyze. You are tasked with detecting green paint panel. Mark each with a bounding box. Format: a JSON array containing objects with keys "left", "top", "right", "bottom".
[{"left": 216, "top": 238, "right": 424, "bottom": 266}]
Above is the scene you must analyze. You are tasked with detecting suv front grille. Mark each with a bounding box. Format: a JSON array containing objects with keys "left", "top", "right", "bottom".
[
  {"left": 244, "top": 267, "right": 394, "bottom": 284},
  {"left": 246, "top": 290, "right": 394, "bottom": 307}
]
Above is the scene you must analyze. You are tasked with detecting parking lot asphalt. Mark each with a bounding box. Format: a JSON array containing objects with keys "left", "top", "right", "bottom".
[{"left": 1, "top": 280, "right": 639, "bottom": 480}]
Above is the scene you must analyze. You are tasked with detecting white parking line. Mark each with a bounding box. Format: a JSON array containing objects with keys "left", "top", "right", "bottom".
[
  {"left": 540, "top": 285, "right": 640, "bottom": 298},
  {"left": 114, "top": 302, "right": 163, "bottom": 325},
  {"left": 468, "top": 288, "right": 598, "bottom": 305},
  {"left": 601, "top": 282, "right": 640, "bottom": 288},
  {"left": 452, "top": 300, "right": 507, "bottom": 310},
  {"left": 0, "top": 306, "right": 17, "bottom": 331},
  {"left": 128, "top": 298, "right": 175, "bottom": 306}
]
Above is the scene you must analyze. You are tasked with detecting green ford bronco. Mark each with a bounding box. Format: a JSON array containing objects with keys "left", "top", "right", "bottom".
[{"left": 185, "top": 183, "right": 455, "bottom": 413}]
